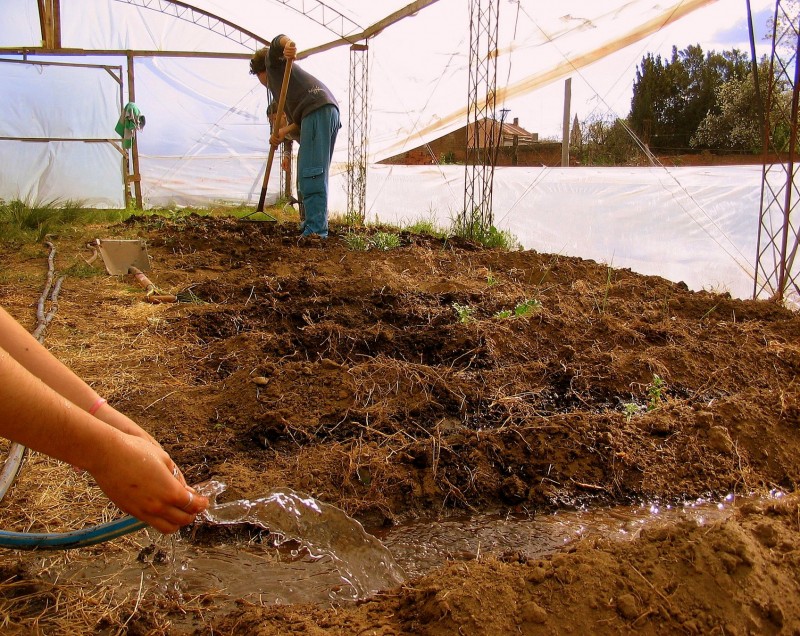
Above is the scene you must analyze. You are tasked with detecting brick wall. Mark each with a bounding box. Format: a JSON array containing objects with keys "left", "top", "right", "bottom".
[{"left": 380, "top": 138, "right": 566, "bottom": 167}]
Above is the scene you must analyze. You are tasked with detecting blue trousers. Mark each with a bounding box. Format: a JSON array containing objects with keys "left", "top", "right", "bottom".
[{"left": 298, "top": 105, "right": 340, "bottom": 238}]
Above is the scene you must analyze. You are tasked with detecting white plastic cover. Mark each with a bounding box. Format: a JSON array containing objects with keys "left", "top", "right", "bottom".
[
  {"left": 1, "top": 0, "right": 729, "bottom": 176},
  {"left": 329, "top": 164, "right": 767, "bottom": 302},
  {"left": 0, "top": 0, "right": 795, "bottom": 304}
]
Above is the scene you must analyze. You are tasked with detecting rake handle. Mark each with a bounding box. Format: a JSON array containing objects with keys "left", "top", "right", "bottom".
[
  {"left": 257, "top": 57, "right": 294, "bottom": 213},
  {"left": 129, "top": 266, "right": 157, "bottom": 294}
]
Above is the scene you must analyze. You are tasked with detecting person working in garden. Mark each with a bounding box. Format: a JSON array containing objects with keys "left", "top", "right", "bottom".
[
  {"left": 250, "top": 34, "right": 340, "bottom": 240},
  {"left": 0, "top": 305, "right": 207, "bottom": 534}
]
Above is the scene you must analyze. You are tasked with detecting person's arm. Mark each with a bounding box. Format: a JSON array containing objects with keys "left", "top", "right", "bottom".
[
  {"left": 0, "top": 307, "right": 158, "bottom": 447},
  {"left": 0, "top": 306, "right": 206, "bottom": 530},
  {"left": 268, "top": 34, "right": 296, "bottom": 66},
  {"left": 0, "top": 343, "right": 207, "bottom": 533},
  {"left": 282, "top": 122, "right": 300, "bottom": 138},
  {"left": 270, "top": 122, "right": 300, "bottom": 149}
]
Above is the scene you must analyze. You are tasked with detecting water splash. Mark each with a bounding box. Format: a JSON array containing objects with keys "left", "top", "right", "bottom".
[{"left": 195, "top": 480, "right": 405, "bottom": 599}]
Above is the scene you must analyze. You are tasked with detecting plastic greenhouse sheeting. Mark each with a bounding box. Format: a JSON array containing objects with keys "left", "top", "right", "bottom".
[
  {"left": 1, "top": 0, "right": 723, "bottom": 179},
  {"left": 329, "top": 163, "right": 766, "bottom": 302},
  {"left": 1, "top": 0, "right": 795, "bottom": 304}
]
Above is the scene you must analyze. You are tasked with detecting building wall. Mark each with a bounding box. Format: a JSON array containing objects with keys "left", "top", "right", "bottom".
[{"left": 380, "top": 136, "right": 567, "bottom": 167}]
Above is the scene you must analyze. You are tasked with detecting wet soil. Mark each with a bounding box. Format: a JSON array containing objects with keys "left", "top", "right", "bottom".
[{"left": 1, "top": 214, "right": 799, "bottom": 635}]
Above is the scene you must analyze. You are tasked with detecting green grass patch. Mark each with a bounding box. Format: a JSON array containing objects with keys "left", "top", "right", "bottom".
[
  {"left": 371, "top": 231, "right": 401, "bottom": 250},
  {"left": 450, "top": 214, "right": 521, "bottom": 250},
  {"left": 342, "top": 232, "right": 371, "bottom": 251}
]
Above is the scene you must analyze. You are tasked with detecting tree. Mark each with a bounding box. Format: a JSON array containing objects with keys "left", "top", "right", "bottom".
[
  {"left": 692, "top": 59, "right": 793, "bottom": 153},
  {"left": 569, "top": 113, "right": 582, "bottom": 153},
  {"left": 629, "top": 45, "right": 750, "bottom": 153},
  {"left": 576, "top": 113, "right": 640, "bottom": 166}
]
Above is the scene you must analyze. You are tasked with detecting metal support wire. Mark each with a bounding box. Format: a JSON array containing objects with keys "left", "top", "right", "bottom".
[
  {"left": 462, "top": 0, "right": 500, "bottom": 239},
  {"left": 754, "top": 0, "right": 800, "bottom": 305},
  {"left": 347, "top": 43, "right": 369, "bottom": 224}
]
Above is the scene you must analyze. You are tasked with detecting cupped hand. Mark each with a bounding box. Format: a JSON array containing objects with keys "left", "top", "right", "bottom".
[
  {"left": 88, "top": 434, "right": 208, "bottom": 534},
  {"left": 284, "top": 40, "right": 297, "bottom": 60}
]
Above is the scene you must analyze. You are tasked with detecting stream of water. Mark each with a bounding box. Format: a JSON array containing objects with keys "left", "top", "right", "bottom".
[{"left": 46, "top": 486, "right": 784, "bottom": 613}]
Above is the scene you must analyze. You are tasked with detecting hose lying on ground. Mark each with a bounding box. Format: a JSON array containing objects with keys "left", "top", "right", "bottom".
[{"left": 0, "top": 516, "right": 147, "bottom": 550}]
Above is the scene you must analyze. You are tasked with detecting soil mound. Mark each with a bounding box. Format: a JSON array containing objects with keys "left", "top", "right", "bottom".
[{"left": 0, "top": 214, "right": 798, "bottom": 634}]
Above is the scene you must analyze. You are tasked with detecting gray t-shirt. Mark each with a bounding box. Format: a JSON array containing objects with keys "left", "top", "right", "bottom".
[{"left": 268, "top": 34, "right": 339, "bottom": 127}]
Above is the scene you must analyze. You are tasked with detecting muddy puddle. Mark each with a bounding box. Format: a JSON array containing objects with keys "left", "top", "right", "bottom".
[{"left": 39, "top": 490, "right": 783, "bottom": 615}]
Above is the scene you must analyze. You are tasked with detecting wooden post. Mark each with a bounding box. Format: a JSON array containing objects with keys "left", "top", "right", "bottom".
[
  {"left": 282, "top": 139, "right": 293, "bottom": 200},
  {"left": 126, "top": 52, "right": 143, "bottom": 209},
  {"left": 52, "top": 0, "right": 61, "bottom": 48},
  {"left": 37, "top": 1, "right": 61, "bottom": 49},
  {"left": 561, "top": 78, "right": 571, "bottom": 167}
]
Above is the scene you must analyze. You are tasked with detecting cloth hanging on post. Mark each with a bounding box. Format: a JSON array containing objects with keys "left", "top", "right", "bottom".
[{"left": 114, "top": 102, "right": 145, "bottom": 149}]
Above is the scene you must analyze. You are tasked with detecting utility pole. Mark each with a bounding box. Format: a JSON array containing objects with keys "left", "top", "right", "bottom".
[
  {"left": 495, "top": 107, "right": 510, "bottom": 166},
  {"left": 561, "top": 77, "right": 572, "bottom": 167}
]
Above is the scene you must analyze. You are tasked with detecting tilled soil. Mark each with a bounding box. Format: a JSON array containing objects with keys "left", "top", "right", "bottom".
[{"left": 0, "top": 214, "right": 799, "bottom": 635}]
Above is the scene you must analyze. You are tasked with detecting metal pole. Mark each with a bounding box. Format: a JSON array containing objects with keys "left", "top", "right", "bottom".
[{"left": 126, "top": 53, "right": 143, "bottom": 209}]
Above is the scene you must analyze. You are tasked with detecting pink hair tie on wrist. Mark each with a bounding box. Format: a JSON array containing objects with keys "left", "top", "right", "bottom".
[{"left": 88, "top": 397, "right": 107, "bottom": 416}]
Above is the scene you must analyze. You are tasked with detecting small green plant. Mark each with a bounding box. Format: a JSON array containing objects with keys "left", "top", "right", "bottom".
[
  {"left": 406, "top": 219, "right": 436, "bottom": 235},
  {"left": 646, "top": 374, "right": 667, "bottom": 411},
  {"left": 371, "top": 231, "right": 401, "bottom": 250},
  {"left": 453, "top": 302, "right": 474, "bottom": 324},
  {"left": 514, "top": 298, "right": 542, "bottom": 317},
  {"left": 342, "top": 232, "right": 370, "bottom": 251},
  {"left": 622, "top": 402, "right": 640, "bottom": 423},
  {"left": 342, "top": 209, "right": 365, "bottom": 227},
  {"left": 486, "top": 269, "right": 497, "bottom": 286},
  {"left": 494, "top": 298, "right": 542, "bottom": 319},
  {"left": 597, "top": 266, "right": 613, "bottom": 314},
  {"left": 404, "top": 208, "right": 448, "bottom": 239}
]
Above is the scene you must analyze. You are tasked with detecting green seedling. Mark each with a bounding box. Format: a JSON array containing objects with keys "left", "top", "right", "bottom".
[
  {"left": 514, "top": 299, "right": 542, "bottom": 317},
  {"left": 622, "top": 402, "right": 640, "bottom": 423},
  {"left": 453, "top": 302, "right": 474, "bottom": 324},
  {"left": 342, "top": 232, "right": 370, "bottom": 251},
  {"left": 647, "top": 374, "right": 667, "bottom": 411},
  {"left": 494, "top": 299, "right": 542, "bottom": 319}
]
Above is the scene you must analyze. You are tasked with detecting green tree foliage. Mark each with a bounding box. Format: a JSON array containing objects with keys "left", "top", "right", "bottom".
[
  {"left": 691, "top": 75, "right": 761, "bottom": 151},
  {"left": 629, "top": 45, "right": 750, "bottom": 153},
  {"left": 574, "top": 114, "right": 640, "bottom": 166},
  {"left": 691, "top": 59, "right": 791, "bottom": 153}
]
